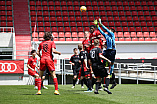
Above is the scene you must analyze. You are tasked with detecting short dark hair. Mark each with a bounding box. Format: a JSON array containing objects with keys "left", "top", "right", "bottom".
[
  {"left": 31, "top": 50, "right": 36, "bottom": 54},
  {"left": 110, "top": 28, "right": 115, "bottom": 33},
  {"left": 78, "top": 44, "right": 83, "bottom": 50},
  {"left": 90, "top": 25, "right": 96, "bottom": 29},
  {"left": 43, "top": 32, "right": 52, "bottom": 40},
  {"left": 73, "top": 48, "right": 77, "bottom": 51}
]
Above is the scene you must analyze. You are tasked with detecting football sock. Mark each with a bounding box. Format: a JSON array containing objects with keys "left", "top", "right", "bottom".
[
  {"left": 110, "top": 65, "right": 114, "bottom": 75},
  {"left": 104, "top": 77, "right": 106, "bottom": 84},
  {"left": 92, "top": 78, "right": 97, "bottom": 87},
  {"left": 112, "top": 73, "right": 116, "bottom": 84},
  {"left": 87, "top": 79, "right": 92, "bottom": 90},
  {"left": 37, "top": 78, "right": 42, "bottom": 91},
  {"left": 78, "top": 69, "right": 81, "bottom": 80},
  {"left": 41, "top": 81, "right": 43, "bottom": 87},
  {"left": 53, "top": 78, "right": 58, "bottom": 90},
  {"left": 73, "top": 79, "right": 76, "bottom": 86},
  {"left": 35, "top": 78, "right": 37, "bottom": 86},
  {"left": 95, "top": 82, "right": 100, "bottom": 91},
  {"left": 84, "top": 78, "right": 88, "bottom": 88},
  {"left": 81, "top": 79, "right": 84, "bottom": 86},
  {"left": 105, "top": 78, "right": 110, "bottom": 89}
]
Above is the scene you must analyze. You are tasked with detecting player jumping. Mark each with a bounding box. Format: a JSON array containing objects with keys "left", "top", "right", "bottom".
[
  {"left": 94, "top": 19, "right": 117, "bottom": 91},
  {"left": 36, "top": 32, "right": 61, "bottom": 95},
  {"left": 89, "top": 39, "right": 111, "bottom": 94}
]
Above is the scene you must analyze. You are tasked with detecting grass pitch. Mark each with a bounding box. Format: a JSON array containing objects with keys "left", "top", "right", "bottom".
[{"left": 0, "top": 84, "right": 157, "bottom": 104}]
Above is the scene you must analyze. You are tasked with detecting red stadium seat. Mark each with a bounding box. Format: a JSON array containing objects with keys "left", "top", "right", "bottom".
[
  {"left": 117, "top": 32, "right": 123, "bottom": 38},
  {"left": 155, "top": 27, "right": 157, "bottom": 32},
  {"left": 59, "top": 38, "right": 65, "bottom": 41},
  {"left": 113, "top": 11, "right": 118, "bottom": 17},
  {"left": 126, "top": 16, "right": 132, "bottom": 22},
  {"left": 65, "top": 27, "right": 70, "bottom": 32},
  {"left": 38, "top": 22, "right": 43, "bottom": 26},
  {"left": 78, "top": 27, "right": 83, "bottom": 32},
  {"left": 72, "top": 32, "right": 77, "bottom": 38},
  {"left": 31, "top": 22, "right": 36, "bottom": 26},
  {"left": 36, "top": 1, "right": 41, "bottom": 5},
  {"left": 94, "top": 11, "right": 99, "bottom": 16},
  {"left": 119, "top": 38, "right": 124, "bottom": 41},
  {"left": 30, "top": 11, "right": 36, "bottom": 16},
  {"left": 148, "top": 27, "right": 154, "bottom": 32},
  {"left": 59, "top": 32, "right": 64, "bottom": 37},
  {"left": 57, "top": 17, "right": 62, "bottom": 21},
  {"left": 53, "top": 38, "right": 58, "bottom": 41},
  {"left": 120, "top": 16, "right": 126, "bottom": 22},
  {"left": 77, "top": 22, "right": 82, "bottom": 27},
  {"left": 79, "top": 38, "right": 84, "bottom": 41},
  {"left": 129, "top": 1, "right": 134, "bottom": 6},
  {"left": 70, "top": 22, "right": 76, "bottom": 27},
  {"left": 108, "top": 17, "right": 113, "bottom": 21},
  {"left": 112, "top": 6, "right": 117, "bottom": 11},
  {"left": 58, "top": 27, "right": 64, "bottom": 32},
  {"left": 132, "top": 38, "right": 138, "bottom": 41},
  {"left": 114, "top": 17, "right": 120, "bottom": 22},
  {"left": 123, "top": 1, "right": 128, "bottom": 6},
  {"left": 148, "top": 1, "right": 153, "bottom": 6},
  {"left": 30, "top": 1, "right": 35, "bottom": 5},
  {"left": 141, "top": 1, "right": 146, "bottom": 6},
  {"left": 128, "top": 22, "right": 133, "bottom": 27},
  {"left": 69, "top": 17, "right": 75, "bottom": 22},
  {"left": 139, "top": 38, "right": 144, "bottom": 41},
  {"left": 141, "top": 22, "right": 146, "bottom": 27},
  {"left": 52, "top": 32, "right": 58, "bottom": 37},
  {"left": 145, "top": 16, "right": 151, "bottom": 22},
  {"left": 55, "top": 6, "right": 61, "bottom": 11},
  {"left": 143, "top": 6, "right": 148, "bottom": 11},
  {"left": 137, "top": 6, "right": 142, "bottom": 11},
  {"left": 64, "top": 22, "right": 69, "bottom": 27},
  {"left": 130, "top": 32, "right": 136, "bottom": 37},
  {"left": 155, "top": 1, "right": 157, "bottom": 6},
  {"left": 107, "top": 11, "right": 112, "bottom": 16},
  {"left": 33, "top": 38, "right": 38, "bottom": 41},
  {"left": 123, "top": 27, "right": 129, "bottom": 32},
  {"left": 84, "top": 27, "right": 90, "bottom": 31},
  {"left": 115, "top": 22, "right": 121, "bottom": 27},
  {"left": 83, "top": 22, "right": 89, "bottom": 27},
  {"left": 133, "top": 16, "right": 139, "bottom": 21},
  {"left": 130, "top": 6, "right": 136, "bottom": 11},
  {"left": 132, "top": 11, "right": 137, "bottom": 16},
  {"left": 129, "top": 27, "right": 135, "bottom": 32},
  {"left": 52, "top": 27, "right": 57, "bottom": 32},
  {"left": 80, "top": 1, "right": 85, "bottom": 6},
  {"left": 118, "top": 6, "right": 123, "bottom": 11},
  {"left": 125, "top": 11, "right": 131, "bottom": 16},
  {"left": 55, "top": 1, "right": 60, "bottom": 6},
  {"left": 98, "top": 1, "right": 104, "bottom": 6},
  {"left": 43, "top": 6, "right": 48, "bottom": 11},
  {"left": 0, "top": 1, "right": 5, "bottom": 5},
  {"left": 61, "top": 1, "right": 66, "bottom": 6},
  {"left": 0, "top": 11, "right": 5, "bottom": 15},
  {"left": 58, "top": 22, "right": 63, "bottom": 27},
  {"left": 152, "top": 38, "right": 157, "bottom": 41},
  {"left": 121, "top": 22, "right": 127, "bottom": 27},
  {"left": 82, "top": 16, "right": 88, "bottom": 21},
  {"left": 86, "top": 1, "right": 91, "bottom": 6},
  {"left": 139, "top": 16, "right": 145, "bottom": 21},
  {"left": 44, "top": 17, "right": 49, "bottom": 21},
  {"left": 99, "top": 6, "right": 105, "bottom": 11},
  {"left": 1, "top": 16, "right": 6, "bottom": 21},
  {"left": 68, "top": 6, "right": 73, "bottom": 11},
  {"left": 76, "top": 17, "right": 81, "bottom": 21},
  {"left": 105, "top": 6, "right": 111, "bottom": 11},
  {"left": 7, "top": 22, "right": 13, "bottom": 27},
  {"left": 150, "top": 32, "right": 156, "bottom": 37},
  {"left": 7, "top": 11, "right": 12, "bottom": 16},
  {"left": 43, "top": 11, "right": 49, "bottom": 16},
  {"left": 134, "top": 22, "right": 140, "bottom": 27},
  {"left": 63, "top": 17, "right": 69, "bottom": 21},
  {"left": 115, "top": 38, "right": 118, "bottom": 41},
  {"left": 104, "top": 1, "right": 110, "bottom": 6},
  {"left": 145, "top": 38, "right": 151, "bottom": 41},
  {"left": 0, "top": 6, "right": 5, "bottom": 10},
  {"left": 143, "top": 32, "right": 149, "bottom": 38},
  {"left": 124, "top": 32, "right": 130, "bottom": 37},
  {"left": 7, "top": 6, "right": 12, "bottom": 11},
  {"left": 73, "top": 38, "right": 78, "bottom": 41},
  {"left": 62, "top": 6, "right": 67, "bottom": 11},
  {"left": 37, "top": 16, "right": 43, "bottom": 21},
  {"left": 51, "top": 22, "right": 56, "bottom": 27},
  {"left": 136, "top": 27, "right": 142, "bottom": 32},
  {"left": 38, "top": 27, "right": 44, "bottom": 32},
  {"left": 81, "top": 12, "right": 87, "bottom": 16},
  {"left": 74, "top": 6, "right": 80, "bottom": 11},
  {"left": 150, "top": 11, "right": 156, "bottom": 16},
  {"left": 93, "top": 6, "right": 98, "bottom": 11},
  {"left": 37, "top": 11, "right": 42, "bottom": 16},
  {"left": 100, "top": 11, "right": 105, "bottom": 16},
  {"left": 45, "top": 27, "right": 50, "bottom": 32},
  {"left": 71, "top": 27, "right": 77, "bottom": 32},
  {"left": 30, "top": 6, "right": 35, "bottom": 11},
  {"left": 73, "top": 1, "right": 79, "bottom": 6},
  {"left": 135, "top": 1, "right": 140, "bottom": 6},
  {"left": 49, "top": 6, "right": 54, "bottom": 11},
  {"left": 66, "top": 38, "right": 72, "bottom": 41},
  {"left": 125, "top": 38, "right": 131, "bottom": 41},
  {"left": 109, "top": 22, "right": 114, "bottom": 27},
  {"left": 78, "top": 32, "right": 84, "bottom": 37},
  {"left": 50, "top": 11, "right": 55, "bottom": 16},
  {"left": 116, "top": 27, "right": 122, "bottom": 32},
  {"left": 117, "top": 1, "right": 122, "bottom": 6},
  {"left": 144, "top": 11, "right": 150, "bottom": 16},
  {"left": 32, "top": 32, "right": 38, "bottom": 38},
  {"left": 124, "top": 6, "right": 129, "bottom": 11},
  {"left": 36, "top": 6, "right": 42, "bottom": 11},
  {"left": 111, "top": 1, "right": 116, "bottom": 6},
  {"left": 65, "top": 32, "right": 71, "bottom": 37},
  {"left": 87, "top": 6, "right": 92, "bottom": 11},
  {"left": 137, "top": 32, "right": 143, "bottom": 37},
  {"left": 39, "top": 32, "right": 44, "bottom": 37},
  {"left": 119, "top": 11, "right": 125, "bottom": 17},
  {"left": 42, "top": 1, "right": 47, "bottom": 6},
  {"left": 75, "top": 11, "right": 80, "bottom": 16},
  {"left": 56, "top": 11, "right": 61, "bottom": 16},
  {"left": 89, "top": 16, "right": 94, "bottom": 22},
  {"left": 152, "top": 16, "right": 157, "bottom": 22},
  {"left": 138, "top": 11, "right": 143, "bottom": 16}
]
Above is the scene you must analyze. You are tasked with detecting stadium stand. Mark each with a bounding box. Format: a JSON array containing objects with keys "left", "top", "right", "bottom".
[{"left": 27, "top": 0, "right": 157, "bottom": 41}]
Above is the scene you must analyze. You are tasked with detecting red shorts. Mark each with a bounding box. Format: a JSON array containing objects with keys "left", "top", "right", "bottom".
[
  {"left": 40, "top": 58, "right": 55, "bottom": 72},
  {"left": 28, "top": 69, "right": 38, "bottom": 76}
]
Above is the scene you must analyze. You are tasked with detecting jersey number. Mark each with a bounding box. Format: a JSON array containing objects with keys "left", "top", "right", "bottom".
[
  {"left": 91, "top": 51, "right": 95, "bottom": 58},
  {"left": 43, "top": 44, "right": 48, "bottom": 52}
]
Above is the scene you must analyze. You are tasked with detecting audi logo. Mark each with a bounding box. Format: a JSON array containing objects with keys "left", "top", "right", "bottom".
[{"left": 0, "top": 63, "right": 17, "bottom": 72}]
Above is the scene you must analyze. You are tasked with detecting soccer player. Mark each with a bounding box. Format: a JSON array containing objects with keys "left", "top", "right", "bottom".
[
  {"left": 27, "top": 50, "right": 39, "bottom": 89},
  {"left": 89, "top": 39, "right": 111, "bottom": 94},
  {"left": 94, "top": 19, "right": 117, "bottom": 91},
  {"left": 69, "top": 48, "right": 81, "bottom": 88},
  {"left": 82, "top": 31, "right": 91, "bottom": 53},
  {"left": 78, "top": 44, "right": 92, "bottom": 92},
  {"left": 89, "top": 25, "right": 103, "bottom": 50},
  {"left": 36, "top": 32, "right": 61, "bottom": 95}
]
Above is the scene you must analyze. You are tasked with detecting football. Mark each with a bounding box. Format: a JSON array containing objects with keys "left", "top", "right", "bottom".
[{"left": 80, "top": 6, "right": 87, "bottom": 12}]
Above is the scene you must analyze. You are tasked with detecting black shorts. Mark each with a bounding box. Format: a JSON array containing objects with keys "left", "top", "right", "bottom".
[
  {"left": 92, "top": 63, "right": 108, "bottom": 78},
  {"left": 73, "top": 67, "right": 80, "bottom": 76},
  {"left": 81, "top": 67, "right": 90, "bottom": 77},
  {"left": 103, "top": 50, "right": 116, "bottom": 62},
  {"left": 43, "top": 66, "right": 51, "bottom": 76}
]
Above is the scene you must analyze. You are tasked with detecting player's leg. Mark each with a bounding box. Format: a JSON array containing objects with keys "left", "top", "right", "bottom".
[
  {"left": 36, "top": 70, "right": 44, "bottom": 95},
  {"left": 84, "top": 73, "right": 92, "bottom": 92},
  {"left": 50, "top": 71, "right": 59, "bottom": 95},
  {"left": 76, "top": 68, "right": 81, "bottom": 85},
  {"left": 42, "top": 69, "right": 48, "bottom": 89},
  {"left": 28, "top": 69, "right": 39, "bottom": 89},
  {"left": 72, "top": 75, "right": 77, "bottom": 88},
  {"left": 110, "top": 73, "right": 117, "bottom": 89},
  {"left": 94, "top": 77, "right": 101, "bottom": 94}
]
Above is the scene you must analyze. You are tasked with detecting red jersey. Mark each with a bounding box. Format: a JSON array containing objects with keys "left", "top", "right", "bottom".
[
  {"left": 82, "top": 39, "right": 91, "bottom": 53},
  {"left": 27, "top": 56, "right": 37, "bottom": 71},
  {"left": 38, "top": 40, "right": 56, "bottom": 59},
  {"left": 89, "top": 30, "right": 101, "bottom": 40}
]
